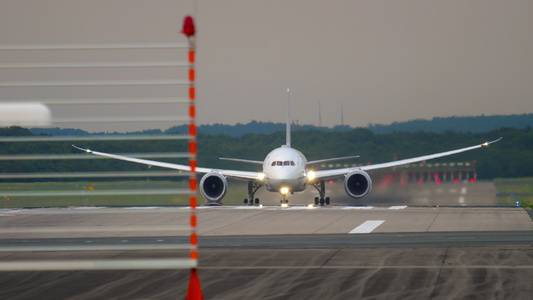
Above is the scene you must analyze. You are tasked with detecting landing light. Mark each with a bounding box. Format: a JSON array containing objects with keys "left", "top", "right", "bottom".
[
  {"left": 258, "top": 173, "right": 265, "bottom": 180},
  {"left": 307, "top": 171, "right": 316, "bottom": 180},
  {"left": 281, "top": 203, "right": 289, "bottom": 208},
  {"left": 280, "top": 187, "right": 289, "bottom": 195}
]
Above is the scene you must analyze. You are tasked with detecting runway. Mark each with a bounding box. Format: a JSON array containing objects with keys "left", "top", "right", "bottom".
[
  {"left": 0, "top": 180, "right": 532, "bottom": 299},
  {"left": 1, "top": 235, "right": 533, "bottom": 299},
  {"left": 1, "top": 205, "right": 530, "bottom": 239}
]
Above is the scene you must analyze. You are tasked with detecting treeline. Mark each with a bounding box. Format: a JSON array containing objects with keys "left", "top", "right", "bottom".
[
  {"left": 368, "top": 114, "right": 533, "bottom": 134},
  {"left": 31, "top": 114, "right": 533, "bottom": 137},
  {"left": 1, "top": 126, "right": 532, "bottom": 180}
]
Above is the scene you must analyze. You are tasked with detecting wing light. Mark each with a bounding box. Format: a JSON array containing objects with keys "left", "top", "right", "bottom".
[
  {"left": 482, "top": 142, "right": 489, "bottom": 147},
  {"left": 72, "top": 145, "right": 92, "bottom": 153}
]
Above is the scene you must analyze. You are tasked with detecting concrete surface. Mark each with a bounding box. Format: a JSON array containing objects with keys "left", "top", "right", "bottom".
[
  {"left": 1, "top": 246, "right": 533, "bottom": 299},
  {"left": 0, "top": 179, "right": 531, "bottom": 299}
]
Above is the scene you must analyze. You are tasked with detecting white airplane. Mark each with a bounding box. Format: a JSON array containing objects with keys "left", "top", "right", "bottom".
[{"left": 73, "top": 90, "right": 501, "bottom": 206}]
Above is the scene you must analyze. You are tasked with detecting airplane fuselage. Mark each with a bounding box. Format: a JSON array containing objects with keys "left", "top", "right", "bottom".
[{"left": 262, "top": 146, "right": 309, "bottom": 194}]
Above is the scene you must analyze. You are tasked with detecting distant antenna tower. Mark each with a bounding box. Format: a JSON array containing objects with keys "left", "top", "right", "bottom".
[
  {"left": 318, "top": 101, "right": 322, "bottom": 127},
  {"left": 341, "top": 102, "right": 344, "bottom": 126}
]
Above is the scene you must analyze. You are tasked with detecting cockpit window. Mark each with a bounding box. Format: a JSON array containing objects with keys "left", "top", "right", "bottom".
[{"left": 271, "top": 160, "right": 296, "bottom": 167}]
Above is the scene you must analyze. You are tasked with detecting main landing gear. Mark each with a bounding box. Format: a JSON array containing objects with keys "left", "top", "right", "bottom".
[
  {"left": 243, "top": 181, "right": 262, "bottom": 205},
  {"left": 312, "top": 180, "right": 330, "bottom": 206}
]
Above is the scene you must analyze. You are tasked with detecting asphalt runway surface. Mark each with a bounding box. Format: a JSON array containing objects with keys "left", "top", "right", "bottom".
[{"left": 0, "top": 181, "right": 532, "bottom": 299}]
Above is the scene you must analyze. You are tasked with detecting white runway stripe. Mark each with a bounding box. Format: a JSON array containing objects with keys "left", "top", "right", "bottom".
[
  {"left": 459, "top": 186, "right": 467, "bottom": 205},
  {"left": 349, "top": 220, "right": 385, "bottom": 234},
  {"left": 388, "top": 206, "right": 407, "bottom": 210},
  {"left": 341, "top": 206, "right": 374, "bottom": 210}
]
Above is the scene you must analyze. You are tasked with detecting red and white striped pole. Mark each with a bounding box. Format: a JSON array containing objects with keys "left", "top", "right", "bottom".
[{"left": 182, "top": 15, "right": 203, "bottom": 300}]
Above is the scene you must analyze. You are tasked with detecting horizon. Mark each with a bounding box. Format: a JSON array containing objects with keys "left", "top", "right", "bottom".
[{"left": 24, "top": 113, "right": 533, "bottom": 135}]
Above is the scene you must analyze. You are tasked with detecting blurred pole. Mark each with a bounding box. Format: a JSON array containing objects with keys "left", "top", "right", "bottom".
[{"left": 183, "top": 15, "right": 204, "bottom": 300}]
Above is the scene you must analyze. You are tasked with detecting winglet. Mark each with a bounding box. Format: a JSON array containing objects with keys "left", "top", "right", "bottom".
[
  {"left": 483, "top": 137, "right": 502, "bottom": 147},
  {"left": 72, "top": 145, "right": 92, "bottom": 153}
]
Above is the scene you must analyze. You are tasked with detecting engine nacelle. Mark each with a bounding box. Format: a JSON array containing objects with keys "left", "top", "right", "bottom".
[
  {"left": 344, "top": 170, "right": 372, "bottom": 199},
  {"left": 200, "top": 172, "right": 228, "bottom": 205}
]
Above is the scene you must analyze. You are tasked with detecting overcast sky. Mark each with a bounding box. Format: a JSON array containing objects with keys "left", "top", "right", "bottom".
[{"left": 1, "top": 1, "right": 532, "bottom": 132}]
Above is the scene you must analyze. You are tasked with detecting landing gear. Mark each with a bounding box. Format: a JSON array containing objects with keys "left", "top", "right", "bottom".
[
  {"left": 244, "top": 181, "right": 262, "bottom": 205},
  {"left": 311, "top": 180, "right": 330, "bottom": 206},
  {"left": 280, "top": 196, "right": 289, "bottom": 207}
]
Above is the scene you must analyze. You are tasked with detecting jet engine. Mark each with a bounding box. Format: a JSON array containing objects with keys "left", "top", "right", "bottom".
[
  {"left": 200, "top": 172, "right": 227, "bottom": 205},
  {"left": 344, "top": 170, "right": 372, "bottom": 199}
]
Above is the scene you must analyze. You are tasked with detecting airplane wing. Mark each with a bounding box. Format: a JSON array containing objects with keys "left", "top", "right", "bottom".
[
  {"left": 312, "top": 138, "right": 502, "bottom": 180},
  {"left": 72, "top": 145, "right": 262, "bottom": 181}
]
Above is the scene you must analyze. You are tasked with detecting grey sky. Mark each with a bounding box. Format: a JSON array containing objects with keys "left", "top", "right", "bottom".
[{"left": 1, "top": 1, "right": 532, "bottom": 132}]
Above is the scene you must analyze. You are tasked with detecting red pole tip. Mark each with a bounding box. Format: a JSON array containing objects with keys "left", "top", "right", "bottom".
[{"left": 182, "top": 16, "right": 196, "bottom": 38}]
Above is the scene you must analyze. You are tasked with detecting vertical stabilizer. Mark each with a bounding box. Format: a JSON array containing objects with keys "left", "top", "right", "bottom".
[{"left": 286, "top": 88, "right": 291, "bottom": 148}]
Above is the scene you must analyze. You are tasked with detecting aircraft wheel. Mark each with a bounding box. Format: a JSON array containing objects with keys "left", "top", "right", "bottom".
[
  {"left": 314, "top": 197, "right": 319, "bottom": 205},
  {"left": 254, "top": 198, "right": 259, "bottom": 204},
  {"left": 244, "top": 199, "right": 248, "bottom": 204},
  {"left": 319, "top": 198, "right": 325, "bottom": 206},
  {"left": 325, "top": 197, "right": 330, "bottom": 205}
]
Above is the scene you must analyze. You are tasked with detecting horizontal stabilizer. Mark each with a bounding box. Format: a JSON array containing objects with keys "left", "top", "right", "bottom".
[
  {"left": 219, "top": 158, "right": 264, "bottom": 164},
  {"left": 307, "top": 155, "right": 360, "bottom": 165}
]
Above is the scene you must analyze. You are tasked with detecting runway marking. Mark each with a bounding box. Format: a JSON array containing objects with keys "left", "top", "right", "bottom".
[
  {"left": 233, "top": 206, "right": 264, "bottom": 210},
  {"left": 349, "top": 220, "right": 385, "bottom": 234},
  {"left": 342, "top": 206, "right": 374, "bottom": 210},
  {"left": 388, "top": 206, "right": 407, "bottom": 210},
  {"left": 459, "top": 187, "right": 467, "bottom": 205}
]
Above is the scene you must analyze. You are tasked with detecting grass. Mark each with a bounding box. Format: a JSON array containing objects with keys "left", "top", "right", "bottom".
[
  {"left": 3, "top": 178, "right": 533, "bottom": 209},
  {"left": 0, "top": 180, "right": 250, "bottom": 208},
  {"left": 494, "top": 177, "right": 533, "bottom": 208}
]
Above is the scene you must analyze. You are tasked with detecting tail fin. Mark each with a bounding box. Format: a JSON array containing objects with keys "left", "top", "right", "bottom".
[{"left": 286, "top": 88, "right": 291, "bottom": 148}]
